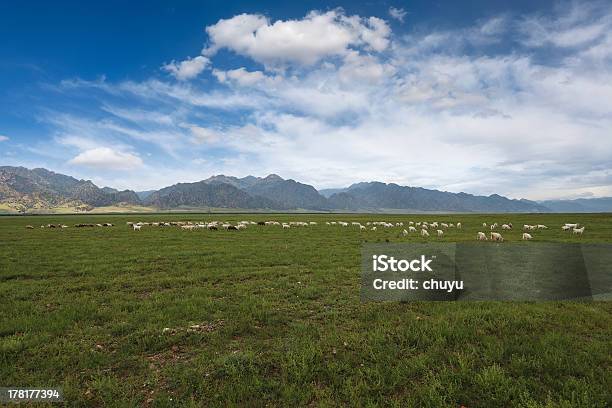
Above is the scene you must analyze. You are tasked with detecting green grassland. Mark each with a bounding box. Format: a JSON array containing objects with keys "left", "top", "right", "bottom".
[{"left": 1, "top": 213, "right": 611, "bottom": 407}]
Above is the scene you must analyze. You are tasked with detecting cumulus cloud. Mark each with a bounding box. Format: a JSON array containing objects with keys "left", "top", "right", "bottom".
[
  {"left": 163, "top": 55, "right": 210, "bottom": 80},
  {"left": 68, "top": 147, "right": 143, "bottom": 170},
  {"left": 388, "top": 7, "right": 407, "bottom": 23},
  {"left": 0, "top": 135, "right": 9, "bottom": 142},
  {"left": 203, "top": 10, "right": 391, "bottom": 67}
]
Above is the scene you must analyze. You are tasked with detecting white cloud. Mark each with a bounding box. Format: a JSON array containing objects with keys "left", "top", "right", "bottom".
[
  {"left": 212, "top": 67, "right": 274, "bottom": 86},
  {"left": 163, "top": 55, "right": 210, "bottom": 80},
  {"left": 187, "top": 125, "right": 222, "bottom": 144},
  {"left": 0, "top": 135, "right": 9, "bottom": 142},
  {"left": 68, "top": 147, "right": 143, "bottom": 170},
  {"left": 388, "top": 7, "right": 407, "bottom": 23},
  {"left": 45, "top": 4, "right": 612, "bottom": 200},
  {"left": 518, "top": 2, "right": 611, "bottom": 48},
  {"left": 203, "top": 10, "right": 391, "bottom": 67}
]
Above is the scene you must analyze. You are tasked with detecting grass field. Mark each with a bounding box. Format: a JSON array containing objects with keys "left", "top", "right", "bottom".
[{"left": 1, "top": 213, "right": 611, "bottom": 407}]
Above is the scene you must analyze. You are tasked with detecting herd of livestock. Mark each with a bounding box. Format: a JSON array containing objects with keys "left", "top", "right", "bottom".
[{"left": 25, "top": 219, "right": 586, "bottom": 241}]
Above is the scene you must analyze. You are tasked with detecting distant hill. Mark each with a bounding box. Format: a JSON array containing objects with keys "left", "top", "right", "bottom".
[
  {"left": 539, "top": 197, "right": 612, "bottom": 213},
  {"left": 0, "top": 166, "right": 140, "bottom": 212},
  {"left": 327, "top": 182, "right": 549, "bottom": 213},
  {"left": 2, "top": 166, "right": 610, "bottom": 213},
  {"left": 143, "top": 181, "right": 280, "bottom": 209},
  {"left": 319, "top": 188, "right": 347, "bottom": 198},
  {"left": 241, "top": 174, "right": 328, "bottom": 210},
  {"left": 203, "top": 174, "right": 329, "bottom": 210},
  {"left": 135, "top": 190, "right": 156, "bottom": 200}
]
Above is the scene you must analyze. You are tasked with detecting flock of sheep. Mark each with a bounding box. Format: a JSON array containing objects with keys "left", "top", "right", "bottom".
[
  {"left": 26, "top": 219, "right": 586, "bottom": 241},
  {"left": 476, "top": 222, "right": 585, "bottom": 242},
  {"left": 26, "top": 223, "right": 114, "bottom": 229}
]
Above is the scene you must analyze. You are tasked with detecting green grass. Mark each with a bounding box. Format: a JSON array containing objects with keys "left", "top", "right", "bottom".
[{"left": 1, "top": 213, "right": 611, "bottom": 407}]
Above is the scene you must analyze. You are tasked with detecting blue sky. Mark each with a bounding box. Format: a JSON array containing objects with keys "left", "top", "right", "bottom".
[{"left": 1, "top": 0, "right": 611, "bottom": 199}]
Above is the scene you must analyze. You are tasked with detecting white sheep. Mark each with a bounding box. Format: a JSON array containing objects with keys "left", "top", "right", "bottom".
[
  {"left": 572, "top": 227, "right": 585, "bottom": 235},
  {"left": 437, "top": 229, "right": 444, "bottom": 237},
  {"left": 477, "top": 232, "right": 487, "bottom": 241},
  {"left": 522, "top": 233, "right": 533, "bottom": 240},
  {"left": 421, "top": 229, "right": 430, "bottom": 237},
  {"left": 490, "top": 232, "right": 504, "bottom": 242}
]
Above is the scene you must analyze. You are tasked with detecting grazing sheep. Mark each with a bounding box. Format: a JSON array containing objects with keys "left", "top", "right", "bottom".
[
  {"left": 490, "top": 232, "right": 504, "bottom": 242},
  {"left": 572, "top": 227, "right": 585, "bottom": 235},
  {"left": 456, "top": 222, "right": 462, "bottom": 229},
  {"left": 25, "top": 225, "right": 34, "bottom": 229},
  {"left": 371, "top": 227, "right": 377, "bottom": 231},
  {"left": 360, "top": 225, "right": 366, "bottom": 231},
  {"left": 282, "top": 224, "right": 290, "bottom": 229},
  {"left": 522, "top": 233, "right": 533, "bottom": 240},
  {"left": 408, "top": 226, "right": 417, "bottom": 233},
  {"left": 402, "top": 229, "right": 408, "bottom": 236},
  {"left": 437, "top": 229, "right": 444, "bottom": 237},
  {"left": 502, "top": 224, "right": 512, "bottom": 230},
  {"left": 537, "top": 225, "right": 548, "bottom": 229},
  {"left": 207, "top": 225, "right": 218, "bottom": 230},
  {"left": 483, "top": 222, "right": 487, "bottom": 227},
  {"left": 562, "top": 225, "right": 571, "bottom": 231},
  {"left": 477, "top": 232, "right": 487, "bottom": 241},
  {"left": 421, "top": 229, "right": 430, "bottom": 237},
  {"left": 133, "top": 224, "right": 142, "bottom": 231}
]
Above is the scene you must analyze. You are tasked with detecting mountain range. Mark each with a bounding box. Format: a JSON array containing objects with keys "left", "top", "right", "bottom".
[{"left": 0, "top": 166, "right": 610, "bottom": 213}]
